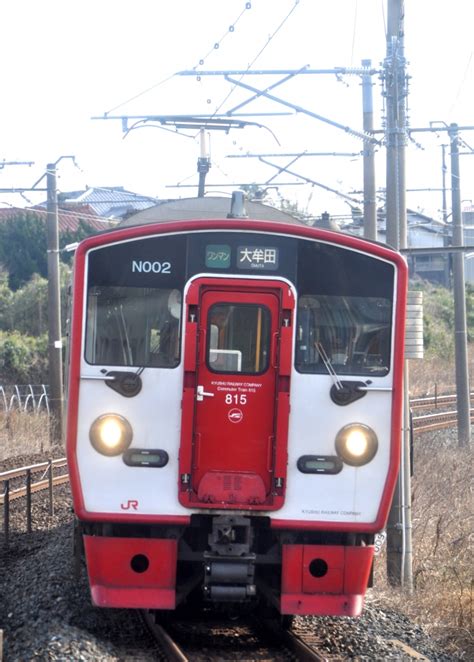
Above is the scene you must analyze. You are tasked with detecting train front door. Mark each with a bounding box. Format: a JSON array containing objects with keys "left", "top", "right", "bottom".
[{"left": 179, "top": 279, "right": 294, "bottom": 510}]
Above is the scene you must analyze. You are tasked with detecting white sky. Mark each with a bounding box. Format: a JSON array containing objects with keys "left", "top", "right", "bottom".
[{"left": 0, "top": 0, "right": 473, "bottom": 221}]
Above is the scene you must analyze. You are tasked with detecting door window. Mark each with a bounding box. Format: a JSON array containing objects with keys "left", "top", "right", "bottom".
[{"left": 207, "top": 303, "right": 271, "bottom": 374}]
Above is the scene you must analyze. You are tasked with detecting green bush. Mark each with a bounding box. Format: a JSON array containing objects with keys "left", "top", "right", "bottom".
[
  {"left": 0, "top": 266, "right": 71, "bottom": 336},
  {"left": 0, "top": 331, "right": 48, "bottom": 384},
  {"left": 410, "top": 279, "right": 474, "bottom": 357}
]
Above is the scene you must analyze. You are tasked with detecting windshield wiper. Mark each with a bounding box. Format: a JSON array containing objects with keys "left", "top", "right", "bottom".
[
  {"left": 315, "top": 342, "right": 343, "bottom": 391},
  {"left": 315, "top": 342, "right": 366, "bottom": 406}
]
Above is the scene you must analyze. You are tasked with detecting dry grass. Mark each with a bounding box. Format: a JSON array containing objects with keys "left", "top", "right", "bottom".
[
  {"left": 375, "top": 438, "right": 473, "bottom": 658},
  {"left": 409, "top": 345, "right": 474, "bottom": 397},
  {"left": 0, "top": 411, "right": 52, "bottom": 465},
  {"left": 375, "top": 352, "right": 474, "bottom": 658}
]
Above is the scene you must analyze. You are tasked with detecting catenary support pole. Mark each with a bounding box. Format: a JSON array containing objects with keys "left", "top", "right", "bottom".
[
  {"left": 385, "top": 0, "right": 402, "bottom": 584},
  {"left": 385, "top": 0, "right": 401, "bottom": 249},
  {"left": 449, "top": 124, "right": 471, "bottom": 447},
  {"left": 362, "top": 59, "right": 377, "bottom": 240},
  {"left": 385, "top": 0, "right": 413, "bottom": 590},
  {"left": 393, "top": 3, "right": 413, "bottom": 592},
  {"left": 46, "top": 163, "right": 64, "bottom": 445}
]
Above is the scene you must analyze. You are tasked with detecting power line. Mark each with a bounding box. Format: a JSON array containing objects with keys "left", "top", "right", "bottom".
[
  {"left": 448, "top": 51, "right": 473, "bottom": 117},
  {"left": 211, "top": 0, "right": 302, "bottom": 117},
  {"left": 106, "top": 2, "right": 253, "bottom": 115},
  {"left": 105, "top": 73, "right": 177, "bottom": 116},
  {"left": 192, "top": 2, "right": 252, "bottom": 70},
  {"left": 350, "top": 0, "right": 359, "bottom": 66}
]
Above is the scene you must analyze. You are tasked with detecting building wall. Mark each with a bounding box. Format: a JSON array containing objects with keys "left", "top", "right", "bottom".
[{"left": 464, "top": 224, "right": 474, "bottom": 285}]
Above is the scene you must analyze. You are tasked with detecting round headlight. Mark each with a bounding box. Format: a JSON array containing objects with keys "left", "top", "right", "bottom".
[
  {"left": 335, "top": 423, "right": 378, "bottom": 467},
  {"left": 89, "top": 414, "right": 133, "bottom": 456}
]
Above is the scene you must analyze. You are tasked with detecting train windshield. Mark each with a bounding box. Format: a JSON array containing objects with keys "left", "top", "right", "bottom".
[
  {"left": 296, "top": 294, "right": 392, "bottom": 376},
  {"left": 85, "top": 286, "right": 181, "bottom": 368}
]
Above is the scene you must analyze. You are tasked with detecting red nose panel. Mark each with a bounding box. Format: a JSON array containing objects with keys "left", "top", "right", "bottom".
[
  {"left": 84, "top": 536, "right": 177, "bottom": 609},
  {"left": 280, "top": 544, "right": 374, "bottom": 616},
  {"left": 197, "top": 471, "right": 266, "bottom": 505}
]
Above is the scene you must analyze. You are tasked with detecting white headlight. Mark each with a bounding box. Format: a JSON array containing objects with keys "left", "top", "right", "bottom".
[
  {"left": 335, "top": 424, "right": 378, "bottom": 466},
  {"left": 89, "top": 414, "right": 133, "bottom": 456}
]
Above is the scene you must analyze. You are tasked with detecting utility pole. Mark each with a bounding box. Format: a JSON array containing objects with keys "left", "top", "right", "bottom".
[
  {"left": 394, "top": 2, "right": 413, "bottom": 594},
  {"left": 385, "top": 0, "right": 413, "bottom": 592},
  {"left": 46, "top": 163, "right": 64, "bottom": 444},
  {"left": 385, "top": 0, "right": 406, "bottom": 249},
  {"left": 449, "top": 124, "right": 471, "bottom": 447},
  {"left": 362, "top": 59, "right": 377, "bottom": 240}
]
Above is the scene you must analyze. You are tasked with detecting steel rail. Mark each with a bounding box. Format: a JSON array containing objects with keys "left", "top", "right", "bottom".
[
  {"left": 141, "top": 611, "right": 189, "bottom": 662},
  {"left": 258, "top": 617, "right": 329, "bottom": 661},
  {"left": 413, "top": 409, "right": 474, "bottom": 432},
  {"left": 411, "top": 393, "right": 474, "bottom": 411},
  {"left": 273, "top": 629, "right": 329, "bottom": 661},
  {"left": 411, "top": 394, "right": 457, "bottom": 410},
  {"left": 0, "top": 458, "right": 67, "bottom": 482},
  {"left": 0, "top": 474, "right": 69, "bottom": 505},
  {"left": 387, "top": 639, "right": 430, "bottom": 660}
]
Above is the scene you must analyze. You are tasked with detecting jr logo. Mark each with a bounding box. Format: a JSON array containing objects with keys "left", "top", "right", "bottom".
[
  {"left": 121, "top": 500, "right": 139, "bottom": 511},
  {"left": 228, "top": 408, "right": 244, "bottom": 424}
]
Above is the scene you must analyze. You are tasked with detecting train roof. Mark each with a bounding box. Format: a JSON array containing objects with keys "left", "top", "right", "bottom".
[
  {"left": 119, "top": 196, "right": 304, "bottom": 227},
  {"left": 73, "top": 194, "right": 402, "bottom": 264}
]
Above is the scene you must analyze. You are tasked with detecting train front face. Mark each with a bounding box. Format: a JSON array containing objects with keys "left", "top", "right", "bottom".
[{"left": 66, "top": 220, "right": 407, "bottom": 616}]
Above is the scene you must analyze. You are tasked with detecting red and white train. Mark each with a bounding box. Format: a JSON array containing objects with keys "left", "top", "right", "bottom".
[{"left": 66, "top": 204, "right": 407, "bottom": 617}]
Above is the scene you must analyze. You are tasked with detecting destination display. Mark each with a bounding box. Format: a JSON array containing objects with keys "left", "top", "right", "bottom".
[{"left": 187, "top": 232, "right": 296, "bottom": 281}]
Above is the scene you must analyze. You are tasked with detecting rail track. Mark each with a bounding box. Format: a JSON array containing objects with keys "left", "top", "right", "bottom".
[
  {"left": 142, "top": 609, "right": 333, "bottom": 661},
  {"left": 413, "top": 408, "right": 474, "bottom": 432},
  {"left": 142, "top": 609, "right": 430, "bottom": 661},
  {"left": 411, "top": 392, "right": 474, "bottom": 431},
  {"left": 411, "top": 392, "right": 474, "bottom": 411},
  {"left": 0, "top": 458, "right": 68, "bottom": 504}
]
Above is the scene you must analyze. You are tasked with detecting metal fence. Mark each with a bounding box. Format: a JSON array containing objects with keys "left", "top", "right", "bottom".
[
  {"left": 0, "top": 385, "right": 50, "bottom": 415},
  {"left": 0, "top": 458, "right": 68, "bottom": 548}
]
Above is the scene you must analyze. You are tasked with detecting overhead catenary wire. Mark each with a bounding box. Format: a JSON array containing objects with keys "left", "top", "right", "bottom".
[
  {"left": 350, "top": 0, "right": 359, "bottom": 66},
  {"left": 105, "top": 73, "right": 177, "bottom": 116},
  {"left": 210, "top": 0, "right": 302, "bottom": 118},
  {"left": 192, "top": 2, "right": 252, "bottom": 70},
  {"left": 106, "top": 2, "right": 253, "bottom": 116},
  {"left": 448, "top": 51, "right": 473, "bottom": 118},
  {"left": 99, "top": 2, "right": 385, "bottom": 204}
]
